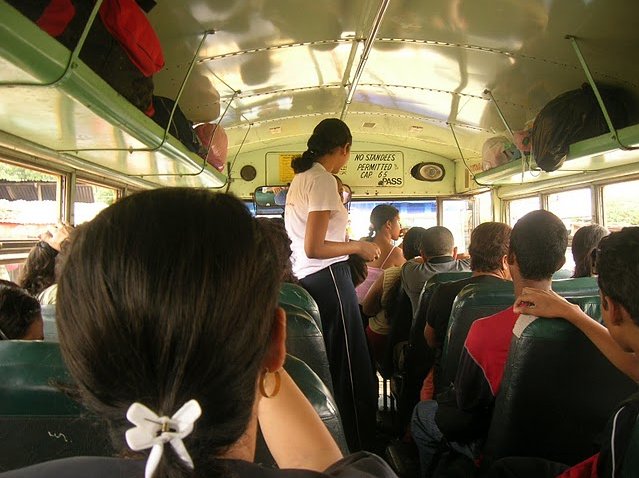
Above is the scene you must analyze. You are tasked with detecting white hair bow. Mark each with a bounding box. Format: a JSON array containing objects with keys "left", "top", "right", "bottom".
[{"left": 125, "top": 400, "right": 202, "bottom": 478}]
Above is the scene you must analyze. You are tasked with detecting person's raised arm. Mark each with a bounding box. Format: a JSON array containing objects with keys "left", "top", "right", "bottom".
[
  {"left": 258, "top": 369, "right": 343, "bottom": 471},
  {"left": 304, "top": 210, "right": 379, "bottom": 260},
  {"left": 514, "top": 287, "right": 639, "bottom": 383},
  {"left": 362, "top": 272, "right": 385, "bottom": 316}
]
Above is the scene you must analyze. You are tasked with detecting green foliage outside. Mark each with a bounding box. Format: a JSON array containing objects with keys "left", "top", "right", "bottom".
[
  {"left": 0, "top": 163, "right": 56, "bottom": 182},
  {"left": 605, "top": 199, "right": 639, "bottom": 227},
  {"left": 93, "top": 186, "right": 116, "bottom": 205}
]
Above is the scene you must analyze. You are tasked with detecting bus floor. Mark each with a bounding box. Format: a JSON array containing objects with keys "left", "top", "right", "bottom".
[{"left": 375, "top": 373, "right": 419, "bottom": 478}]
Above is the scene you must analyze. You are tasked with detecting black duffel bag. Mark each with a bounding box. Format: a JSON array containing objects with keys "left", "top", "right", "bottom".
[{"left": 532, "top": 83, "right": 629, "bottom": 172}]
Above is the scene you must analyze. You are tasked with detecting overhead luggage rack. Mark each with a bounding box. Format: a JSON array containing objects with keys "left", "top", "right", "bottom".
[
  {"left": 0, "top": 1, "right": 226, "bottom": 189},
  {"left": 474, "top": 122, "right": 639, "bottom": 186}
]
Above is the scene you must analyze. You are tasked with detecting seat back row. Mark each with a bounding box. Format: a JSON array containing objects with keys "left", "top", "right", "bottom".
[{"left": 0, "top": 283, "right": 346, "bottom": 471}]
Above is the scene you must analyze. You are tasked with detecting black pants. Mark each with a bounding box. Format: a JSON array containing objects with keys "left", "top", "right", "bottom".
[
  {"left": 485, "top": 457, "right": 568, "bottom": 478},
  {"left": 300, "top": 261, "right": 377, "bottom": 452}
]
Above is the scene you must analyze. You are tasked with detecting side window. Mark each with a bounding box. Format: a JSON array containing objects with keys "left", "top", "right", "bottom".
[
  {"left": 474, "top": 191, "right": 493, "bottom": 224},
  {"left": 507, "top": 196, "right": 540, "bottom": 226},
  {"left": 348, "top": 200, "right": 437, "bottom": 242},
  {"left": 0, "top": 161, "right": 62, "bottom": 283},
  {"left": 547, "top": 188, "right": 593, "bottom": 273},
  {"left": 441, "top": 199, "right": 472, "bottom": 253},
  {"left": 0, "top": 161, "right": 61, "bottom": 240},
  {"left": 602, "top": 179, "right": 639, "bottom": 229},
  {"left": 73, "top": 181, "right": 118, "bottom": 225}
]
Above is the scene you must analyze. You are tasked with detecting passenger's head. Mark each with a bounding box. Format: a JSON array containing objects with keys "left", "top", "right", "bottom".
[
  {"left": 401, "top": 227, "right": 427, "bottom": 260},
  {"left": 595, "top": 228, "right": 639, "bottom": 351},
  {"left": 368, "top": 204, "right": 400, "bottom": 240},
  {"left": 596, "top": 227, "right": 639, "bottom": 325},
  {"left": 508, "top": 210, "right": 568, "bottom": 281},
  {"left": 256, "top": 217, "right": 297, "bottom": 283},
  {"left": 57, "top": 189, "right": 286, "bottom": 475},
  {"left": 571, "top": 224, "right": 609, "bottom": 278},
  {"left": 420, "top": 226, "right": 455, "bottom": 258},
  {"left": 19, "top": 241, "right": 58, "bottom": 297},
  {"left": 468, "top": 222, "right": 512, "bottom": 273},
  {"left": 0, "top": 285, "right": 43, "bottom": 340},
  {"left": 291, "top": 118, "right": 352, "bottom": 173}
]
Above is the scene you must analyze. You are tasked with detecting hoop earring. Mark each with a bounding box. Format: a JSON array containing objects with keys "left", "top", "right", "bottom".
[{"left": 259, "top": 369, "right": 281, "bottom": 398}]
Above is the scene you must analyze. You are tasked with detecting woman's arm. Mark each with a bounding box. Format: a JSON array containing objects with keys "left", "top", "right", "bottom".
[
  {"left": 258, "top": 369, "right": 343, "bottom": 471},
  {"left": 514, "top": 288, "right": 639, "bottom": 383},
  {"left": 305, "top": 210, "right": 379, "bottom": 260},
  {"left": 362, "top": 272, "right": 385, "bottom": 316}
]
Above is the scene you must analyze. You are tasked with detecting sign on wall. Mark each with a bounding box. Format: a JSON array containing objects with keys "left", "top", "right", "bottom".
[
  {"left": 341, "top": 151, "right": 404, "bottom": 187},
  {"left": 278, "top": 154, "right": 298, "bottom": 183}
]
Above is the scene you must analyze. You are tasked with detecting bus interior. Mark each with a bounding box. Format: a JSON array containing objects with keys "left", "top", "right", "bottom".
[{"left": 1, "top": 0, "right": 639, "bottom": 475}]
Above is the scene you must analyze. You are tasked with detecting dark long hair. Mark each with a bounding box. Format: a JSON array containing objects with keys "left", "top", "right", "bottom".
[
  {"left": 572, "top": 224, "right": 609, "bottom": 278},
  {"left": 291, "top": 118, "right": 352, "bottom": 173},
  {"left": 0, "top": 284, "right": 41, "bottom": 339},
  {"left": 19, "top": 241, "right": 58, "bottom": 297},
  {"left": 367, "top": 204, "right": 399, "bottom": 239},
  {"left": 57, "top": 189, "right": 284, "bottom": 478}
]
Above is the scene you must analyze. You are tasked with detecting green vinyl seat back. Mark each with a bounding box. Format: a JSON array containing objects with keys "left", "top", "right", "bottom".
[
  {"left": 441, "top": 281, "right": 515, "bottom": 387},
  {"left": 41, "top": 305, "right": 58, "bottom": 342},
  {"left": 552, "top": 276, "right": 601, "bottom": 322},
  {"left": 283, "top": 306, "right": 334, "bottom": 397},
  {"left": 552, "top": 268, "right": 573, "bottom": 279},
  {"left": 279, "top": 282, "right": 322, "bottom": 330},
  {"left": 484, "top": 316, "right": 636, "bottom": 466},
  {"left": 0, "top": 341, "right": 113, "bottom": 471},
  {"left": 256, "top": 353, "right": 349, "bottom": 465},
  {"left": 412, "top": 271, "right": 474, "bottom": 349},
  {"left": 0, "top": 344, "right": 347, "bottom": 470},
  {"left": 441, "top": 276, "right": 601, "bottom": 388},
  {"left": 398, "top": 271, "right": 474, "bottom": 425}
]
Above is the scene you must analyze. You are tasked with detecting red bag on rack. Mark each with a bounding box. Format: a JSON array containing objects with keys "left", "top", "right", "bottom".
[
  {"left": 8, "top": 0, "right": 162, "bottom": 114},
  {"left": 195, "top": 123, "right": 228, "bottom": 172},
  {"left": 98, "top": 0, "right": 164, "bottom": 76}
]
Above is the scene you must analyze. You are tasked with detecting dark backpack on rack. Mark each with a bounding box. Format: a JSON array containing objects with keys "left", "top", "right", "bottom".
[
  {"left": 151, "top": 96, "right": 204, "bottom": 154},
  {"left": 531, "top": 83, "right": 629, "bottom": 172}
]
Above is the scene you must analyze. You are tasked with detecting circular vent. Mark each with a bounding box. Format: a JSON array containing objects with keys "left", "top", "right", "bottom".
[
  {"left": 411, "top": 162, "right": 445, "bottom": 181},
  {"left": 240, "top": 165, "right": 257, "bottom": 181}
]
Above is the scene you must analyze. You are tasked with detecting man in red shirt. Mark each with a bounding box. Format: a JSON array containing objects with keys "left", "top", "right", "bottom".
[
  {"left": 486, "top": 227, "right": 639, "bottom": 477},
  {"left": 411, "top": 211, "right": 568, "bottom": 477}
]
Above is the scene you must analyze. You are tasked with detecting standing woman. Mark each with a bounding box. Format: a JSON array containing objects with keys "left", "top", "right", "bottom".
[
  {"left": 285, "top": 118, "right": 379, "bottom": 451},
  {"left": 355, "top": 205, "right": 406, "bottom": 303}
]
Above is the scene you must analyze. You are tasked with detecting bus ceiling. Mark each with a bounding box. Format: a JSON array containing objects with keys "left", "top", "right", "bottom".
[{"left": 1, "top": 0, "right": 639, "bottom": 196}]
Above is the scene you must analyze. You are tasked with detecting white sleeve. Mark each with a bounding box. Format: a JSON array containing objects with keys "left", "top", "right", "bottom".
[{"left": 307, "top": 174, "right": 343, "bottom": 212}]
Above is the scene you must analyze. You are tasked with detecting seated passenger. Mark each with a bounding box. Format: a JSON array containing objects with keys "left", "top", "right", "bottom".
[
  {"left": 355, "top": 205, "right": 405, "bottom": 303},
  {"left": 362, "top": 227, "right": 427, "bottom": 363},
  {"left": 19, "top": 224, "right": 72, "bottom": 299},
  {"left": 422, "top": 222, "right": 512, "bottom": 394},
  {"left": 0, "top": 189, "right": 396, "bottom": 478},
  {"left": 401, "top": 226, "right": 471, "bottom": 316},
  {"left": 571, "top": 224, "right": 609, "bottom": 278},
  {"left": 0, "top": 284, "right": 43, "bottom": 340},
  {"left": 487, "top": 227, "right": 639, "bottom": 478},
  {"left": 256, "top": 217, "right": 297, "bottom": 283},
  {"left": 411, "top": 210, "right": 567, "bottom": 477}
]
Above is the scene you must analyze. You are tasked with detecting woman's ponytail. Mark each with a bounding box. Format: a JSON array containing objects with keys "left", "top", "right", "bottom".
[
  {"left": 292, "top": 119, "right": 352, "bottom": 174},
  {"left": 291, "top": 150, "right": 317, "bottom": 173}
]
